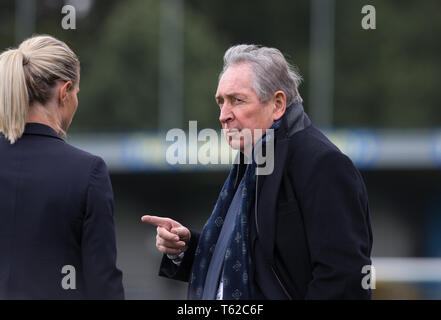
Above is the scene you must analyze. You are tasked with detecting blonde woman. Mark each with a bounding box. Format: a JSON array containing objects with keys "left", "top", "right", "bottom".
[{"left": 0, "top": 35, "right": 124, "bottom": 299}]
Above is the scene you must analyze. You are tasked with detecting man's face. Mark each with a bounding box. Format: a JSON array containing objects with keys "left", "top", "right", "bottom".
[{"left": 215, "top": 63, "right": 274, "bottom": 152}]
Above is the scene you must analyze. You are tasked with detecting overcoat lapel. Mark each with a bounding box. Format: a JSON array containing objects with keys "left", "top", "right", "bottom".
[
  {"left": 253, "top": 103, "right": 310, "bottom": 263},
  {"left": 255, "top": 133, "right": 290, "bottom": 263}
]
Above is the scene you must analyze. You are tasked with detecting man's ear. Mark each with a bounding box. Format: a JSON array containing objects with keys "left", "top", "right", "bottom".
[
  {"left": 58, "top": 81, "right": 72, "bottom": 106},
  {"left": 272, "top": 91, "right": 286, "bottom": 121}
]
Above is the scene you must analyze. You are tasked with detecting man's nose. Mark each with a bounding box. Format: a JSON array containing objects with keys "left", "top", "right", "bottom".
[{"left": 219, "top": 104, "right": 233, "bottom": 124}]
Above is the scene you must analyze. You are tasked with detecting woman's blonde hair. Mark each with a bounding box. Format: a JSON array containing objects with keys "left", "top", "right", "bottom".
[{"left": 0, "top": 35, "right": 79, "bottom": 144}]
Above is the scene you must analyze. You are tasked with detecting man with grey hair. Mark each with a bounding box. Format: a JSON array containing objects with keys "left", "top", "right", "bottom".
[{"left": 143, "top": 44, "right": 373, "bottom": 300}]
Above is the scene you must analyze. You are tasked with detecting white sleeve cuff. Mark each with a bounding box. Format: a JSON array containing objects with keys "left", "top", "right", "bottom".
[{"left": 167, "top": 251, "right": 185, "bottom": 266}]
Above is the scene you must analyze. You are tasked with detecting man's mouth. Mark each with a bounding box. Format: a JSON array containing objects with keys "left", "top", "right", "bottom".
[{"left": 224, "top": 128, "right": 240, "bottom": 136}]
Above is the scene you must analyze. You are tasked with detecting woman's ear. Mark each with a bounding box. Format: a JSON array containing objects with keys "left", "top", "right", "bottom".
[
  {"left": 58, "top": 81, "right": 72, "bottom": 106},
  {"left": 272, "top": 90, "right": 287, "bottom": 121}
]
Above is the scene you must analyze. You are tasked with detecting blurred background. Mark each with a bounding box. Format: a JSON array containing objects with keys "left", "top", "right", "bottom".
[{"left": 1, "top": 0, "right": 441, "bottom": 299}]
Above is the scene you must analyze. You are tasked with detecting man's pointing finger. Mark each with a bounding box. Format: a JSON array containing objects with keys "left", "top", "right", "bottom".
[{"left": 141, "top": 215, "right": 172, "bottom": 229}]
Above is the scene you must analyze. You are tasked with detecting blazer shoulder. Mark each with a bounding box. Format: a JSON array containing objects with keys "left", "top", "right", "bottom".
[
  {"left": 49, "top": 141, "right": 110, "bottom": 184},
  {"left": 63, "top": 141, "right": 100, "bottom": 160},
  {"left": 60, "top": 141, "right": 108, "bottom": 169}
]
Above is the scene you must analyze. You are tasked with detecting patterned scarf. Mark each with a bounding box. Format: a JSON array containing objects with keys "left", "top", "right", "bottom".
[{"left": 188, "top": 121, "right": 280, "bottom": 300}]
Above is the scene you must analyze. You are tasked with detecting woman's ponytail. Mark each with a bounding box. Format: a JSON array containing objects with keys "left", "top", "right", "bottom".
[
  {"left": 0, "top": 35, "right": 79, "bottom": 144},
  {"left": 0, "top": 49, "right": 30, "bottom": 144}
]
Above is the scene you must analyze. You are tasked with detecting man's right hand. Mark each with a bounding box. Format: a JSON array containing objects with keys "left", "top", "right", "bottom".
[{"left": 141, "top": 215, "right": 190, "bottom": 255}]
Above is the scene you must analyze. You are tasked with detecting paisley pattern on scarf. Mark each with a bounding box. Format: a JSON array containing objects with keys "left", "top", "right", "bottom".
[{"left": 188, "top": 120, "right": 281, "bottom": 300}]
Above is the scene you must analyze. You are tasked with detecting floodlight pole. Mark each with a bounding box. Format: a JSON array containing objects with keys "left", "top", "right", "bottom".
[
  {"left": 15, "top": 0, "right": 36, "bottom": 45},
  {"left": 309, "top": 0, "right": 335, "bottom": 128},
  {"left": 158, "top": 0, "right": 184, "bottom": 130}
]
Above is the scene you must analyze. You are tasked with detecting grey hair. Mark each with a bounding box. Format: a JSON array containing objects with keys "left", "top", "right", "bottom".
[{"left": 220, "top": 44, "right": 303, "bottom": 106}]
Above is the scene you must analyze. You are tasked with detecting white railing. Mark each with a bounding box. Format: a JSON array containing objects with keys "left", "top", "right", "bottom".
[{"left": 372, "top": 257, "right": 441, "bottom": 283}]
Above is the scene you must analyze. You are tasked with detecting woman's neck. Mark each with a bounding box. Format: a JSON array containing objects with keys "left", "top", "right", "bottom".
[{"left": 26, "top": 103, "right": 60, "bottom": 134}]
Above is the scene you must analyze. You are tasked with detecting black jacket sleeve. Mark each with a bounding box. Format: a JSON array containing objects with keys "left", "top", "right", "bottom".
[
  {"left": 82, "top": 157, "right": 125, "bottom": 299},
  {"left": 159, "top": 230, "right": 200, "bottom": 282},
  {"left": 296, "top": 150, "right": 373, "bottom": 299}
]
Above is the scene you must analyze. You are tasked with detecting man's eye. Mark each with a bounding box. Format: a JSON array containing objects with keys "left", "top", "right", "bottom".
[{"left": 234, "top": 98, "right": 243, "bottom": 103}]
